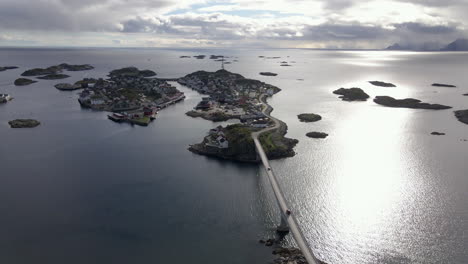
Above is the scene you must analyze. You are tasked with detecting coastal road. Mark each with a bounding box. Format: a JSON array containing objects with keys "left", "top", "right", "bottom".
[{"left": 252, "top": 94, "right": 320, "bottom": 264}]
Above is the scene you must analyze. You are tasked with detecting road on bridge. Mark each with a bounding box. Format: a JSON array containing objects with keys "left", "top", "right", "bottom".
[{"left": 252, "top": 94, "right": 321, "bottom": 264}]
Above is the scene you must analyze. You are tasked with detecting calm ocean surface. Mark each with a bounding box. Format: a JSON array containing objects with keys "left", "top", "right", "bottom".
[{"left": 0, "top": 48, "right": 467, "bottom": 264}]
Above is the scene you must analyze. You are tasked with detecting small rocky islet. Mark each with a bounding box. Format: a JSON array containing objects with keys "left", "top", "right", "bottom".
[
  {"left": 37, "top": 74, "right": 70, "bottom": 80},
  {"left": 432, "top": 83, "right": 457, "bottom": 88},
  {"left": 373, "top": 96, "right": 452, "bottom": 110},
  {"left": 14, "top": 78, "right": 37, "bottom": 86},
  {"left": 431, "top": 132, "right": 446, "bottom": 136},
  {"left": 0, "top": 66, "right": 18, "bottom": 72},
  {"left": 8, "top": 119, "right": 40, "bottom": 128},
  {"left": 333, "top": 87, "right": 370, "bottom": 101},
  {"left": 259, "top": 72, "right": 278, "bottom": 76},
  {"left": 454, "top": 110, "right": 468, "bottom": 125},
  {"left": 369, "top": 81, "right": 396, "bottom": 87},
  {"left": 298, "top": 113, "right": 322, "bottom": 122},
  {"left": 306, "top": 132, "right": 328, "bottom": 138}
]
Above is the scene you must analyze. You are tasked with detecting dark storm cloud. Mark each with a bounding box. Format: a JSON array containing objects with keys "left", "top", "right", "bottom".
[{"left": 393, "top": 22, "right": 457, "bottom": 34}]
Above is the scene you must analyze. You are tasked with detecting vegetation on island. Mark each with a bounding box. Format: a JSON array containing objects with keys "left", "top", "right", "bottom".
[
  {"left": 14, "top": 78, "right": 37, "bottom": 86},
  {"left": 8, "top": 119, "right": 40, "bottom": 128},
  {"left": 21, "top": 63, "right": 94, "bottom": 76},
  {"left": 333, "top": 87, "right": 369, "bottom": 101},
  {"left": 298, "top": 113, "right": 322, "bottom": 122}
]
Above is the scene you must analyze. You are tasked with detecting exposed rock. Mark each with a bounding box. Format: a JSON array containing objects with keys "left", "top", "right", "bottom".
[
  {"left": 8, "top": 119, "right": 40, "bottom": 128},
  {"left": 37, "top": 74, "right": 70, "bottom": 80},
  {"left": 463, "top": 93, "right": 468, "bottom": 96},
  {"left": 14, "top": 78, "right": 37, "bottom": 86},
  {"left": 179, "top": 56, "right": 191, "bottom": 58},
  {"left": 54, "top": 83, "right": 83, "bottom": 91},
  {"left": 298, "top": 113, "right": 322, "bottom": 122},
  {"left": 431, "top": 132, "right": 446, "bottom": 136},
  {"left": 333, "top": 87, "right": 370, "bottom": 101},
  {"left": 58, "top": 63, "right": 94, "bottom": 71},
  {"left": 374, "top": 96, "right": 452, "bottom": 110},
  {"left": 280, "top": 64, "right": 292, "bottom": 67},
  {"left": 369, "top": 81, "right": 396, "bottom": 87},
  {"left": 306, "top": 132, "right": 328, "bottom": 138},
  {"left": 259, "top": 72, "right": 278, "bottom": 76},
  {"left": 0, "top": 66, "right": 18, "bottom": 72},
  {"left": 454, "top": 110, "right": 468, "bottom": 125},
  {"left": 432, "top": 83, "right": 456, "bottom": 88},
  {"left": 194, "top": 55, "right": 206, "bottom": 59}
]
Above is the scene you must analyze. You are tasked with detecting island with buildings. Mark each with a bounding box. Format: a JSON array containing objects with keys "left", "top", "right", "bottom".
[
  {"left": 179, "top": 69, "right": 298, "bottom": 162},
  {"left": 0, "top": 94, "right": 13, "bottom": 103},
  {"left": 76, "top": 67, "right": 185, "bottom": 126}
]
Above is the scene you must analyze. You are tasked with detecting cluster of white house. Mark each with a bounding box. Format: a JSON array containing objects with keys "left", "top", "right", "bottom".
[
  {"left": 205, "top": 126, "right": 229, "bottom": 149},
  {"left": 0, "top": 94, "right": 12, "bottom": 103}
]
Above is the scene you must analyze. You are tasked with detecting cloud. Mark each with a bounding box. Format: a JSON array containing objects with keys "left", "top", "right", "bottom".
[{"left": 0, "top": 0, "right": 467, "bottom": 48}]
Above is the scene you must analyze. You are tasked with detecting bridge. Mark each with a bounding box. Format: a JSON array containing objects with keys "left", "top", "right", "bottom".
[{"left": 252, "top": 95, "right": 321, "bottom": 264}]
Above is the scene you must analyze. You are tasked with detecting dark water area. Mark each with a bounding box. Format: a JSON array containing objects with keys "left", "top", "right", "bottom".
[{"left": 1, "top": 48, "right": 468, "bottom": 264}]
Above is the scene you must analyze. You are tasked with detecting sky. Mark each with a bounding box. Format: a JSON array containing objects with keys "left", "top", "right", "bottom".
[{"left": 0, "top": 0, "right": 467, "bottom": 49}]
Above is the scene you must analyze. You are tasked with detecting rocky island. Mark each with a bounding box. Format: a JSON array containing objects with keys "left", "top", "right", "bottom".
[
  {"left": 8, "top": 119, "right": 40, "bottom": 128},
  {"left": 259, "top": 72, "right": 278, "bottom": 76},
  {"left": 55, "top": 79, "right": 97, "bottom": 91},
  {"left": 37, "top": 74, "right": 70, "bottom": 80},
  {"left": 0, "top": 94, "right": 13, "bottom": 103},
  {"left": 298, "top": 113, "right": 322, "bottom": 122},
  {"left": 431, "top": 132, "right": 446, "bottom": 136},
  {"left": 77, "top": 66, "right": 185, "bottom": 126},
  {"left": 14, "top": 78, "right": 37, "bottom": 86},
  {"left": 306, "top": 132, "right": 328, "bottom": 138},
  {"left": 432, "top": 83, "right": 456, "bottom": 88},
  {"left": 454, "top": 110, "right": 468, "bottom": 125},
  {"left": 0, "top": 66, "right": 18, "bottom": 72},
  {"left": 21, "top": 63, "right": 94, "bottom": 77},
  {"left": 333, "top": 87, "right": 370, "bottom": 101},
  {"left": 369, "top": 81, "right": 396, "bottom": 87},
  {"left": 178, "top": 69, "right": 280, "bottom": 122},
  {"left": 374, "top": 96, "right": 452, "bottom": 110},
  {"left": 180, "top": 69, "right": 297, "bottom": 161}
]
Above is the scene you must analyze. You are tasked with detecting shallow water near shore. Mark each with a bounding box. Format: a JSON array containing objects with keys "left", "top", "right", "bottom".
[{"left": 0, "top": 48, "right": 467, "bottom": 264}]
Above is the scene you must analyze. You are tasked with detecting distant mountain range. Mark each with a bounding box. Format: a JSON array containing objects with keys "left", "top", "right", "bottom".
[{"left": 386, "top": 39, "right": 468, "bottom": 51}]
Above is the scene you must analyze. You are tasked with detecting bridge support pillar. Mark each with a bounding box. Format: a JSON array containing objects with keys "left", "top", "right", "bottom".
[{"left": 276, "top": 214, "right": 289, "bottom": 233}]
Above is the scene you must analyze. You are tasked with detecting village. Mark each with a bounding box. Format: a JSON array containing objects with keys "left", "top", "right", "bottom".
[
  {"left": 178, "top": 69, "right": 280, "bottom": 150},
  {"left": 77, "top": 67, "right": 185, "bottom": 126}
]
